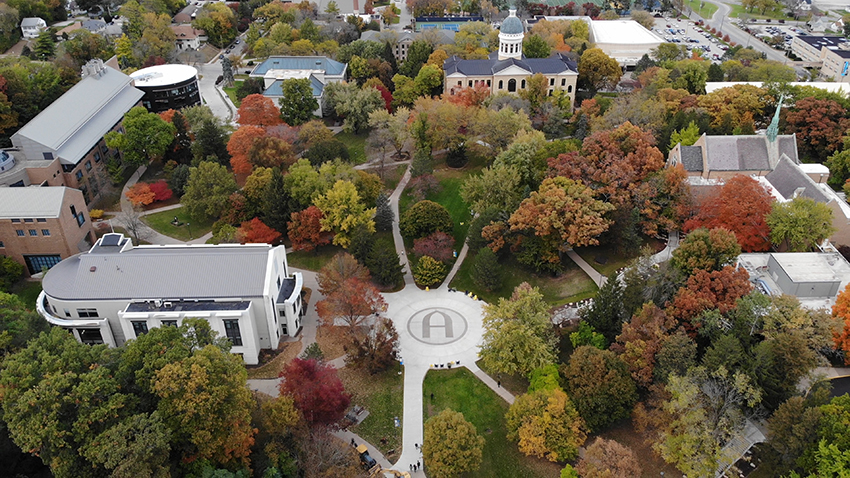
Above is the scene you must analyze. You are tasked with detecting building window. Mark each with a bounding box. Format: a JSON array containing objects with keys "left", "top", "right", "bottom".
[
  {"left": 132, "top": 320, "right": 149, "bottom": 337},
  {"left": 77, "top": 308, "right": 98, "bottom": 317},
  {"left": 521, "top": 79, "right": 526, "bottom": 89},
  {"left": 75, "top": 170, "right": 83, "bottom": 180},
  {"left": 78, "top": 329, "right": 104, "bottom": 345},
  {"left": 16, "top": 230, "right": 24, "bottom": 237},
  {"left": 23, "top": 254, "right": 61, "bottom": 274},
  {"left": 43, "top": 152, "right": 53, "bottom": 160},
  {"left": 0, "top": 241, "right": 4, "bottom": 247},
  {"left": 468, "top": 80, "right": 472, "bottom": 87},
  {"left": 101, "top": 144, "right": 108, "bottom": 153},
  {"left": 36, "top": 218, "right": 46, "bottom": 222},
  {"left": 162, "top": 320, "right": 178, "bottom": 327},
  {"left": 487, "top": 80, "right": 491, "bottom": 86},
  {"left": 11, "top": 219, "right": 20, "bottom": 223},
  {"left": 28, "top": 229, "right": 37, "bottom": 236},
  {"left": 568, "top": 85, "right": 573, "bottom": 93},
  {"left": 94, "top": 152, "right": 101, "bottom": 162},
  {"left": 561, "top": 79, "right": 566, "bottom": 86},
  {"left": 223, "top": 319, "right": 243, "bottom": 346},
  {"left": 85, "top": 161, "right": 92, "bottom": 171},
  {"left": 42, "top": 229, "right": 50, "bottom": 236},
  {"left": 498, "top": 80, "right": 503, "bottom": 89},
  {"left": 508, "top": 79, "right": 517, "bottom": 92},
  {"left": 24, "top": 218, "right": 33, "bottom": 223},
  {"left": 64, "top": 308, "right": 71, "bottom": 317}
]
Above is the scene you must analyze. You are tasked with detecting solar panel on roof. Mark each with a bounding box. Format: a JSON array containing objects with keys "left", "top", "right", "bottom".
[{"left": 101, "top": 234, "right": 121, "bottom": 246}]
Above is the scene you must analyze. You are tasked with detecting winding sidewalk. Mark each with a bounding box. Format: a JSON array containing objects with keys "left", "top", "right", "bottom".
[{"left": 389, "top": 165, "right": 415, "bottom": 286}]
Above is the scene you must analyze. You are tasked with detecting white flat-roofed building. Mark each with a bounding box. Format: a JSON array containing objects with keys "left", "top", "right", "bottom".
[
  {"left": 130, "top": 64, "right": 201, "bottom": 112},
  {"left": 588, "top": 19, "right": 663, "bottom": 67},
  {"left": 36, "top": 233, "right": 304, "bottom": 365},
  {"left": 737, "top": 252, "right": 850, "bottom": 309},
  {"left": 20, "top": 17, "right": 47, "bottom": 38}
]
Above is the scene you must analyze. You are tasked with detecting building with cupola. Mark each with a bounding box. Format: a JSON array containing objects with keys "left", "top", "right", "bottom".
[{"left": 443, "top": 8, "right": 579, "bottom": 110}]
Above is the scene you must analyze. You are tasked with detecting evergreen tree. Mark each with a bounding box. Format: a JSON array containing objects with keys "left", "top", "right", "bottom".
[
  {"left": 263, "top": 169, "right": 295, "bottom": 236},
  {"left": 191, "top": 119, "right": 230, "bottom": 165},
  {"left": 367, "top": 240, "right": 404, "bottom": 287},
  {"left": 471, "top": 248, "right": 501, "bottom": 291},
  {"left": 168, "top": 111, "right": 193, "bottom": 164},
  {"left": 410, "top": 148, "right": 433, "bottom": 178},
  {"left": 580, "top": 277, "right": 627, "bottom": 344},
  {"left": 348, "top": 223, "right": 374, "bottom": 265},
  {"left": 708, "top": 62, "right": 724, "bottom": 82},
  {"left": 381, "top": 40, "right": 397, "bottom": 74},
  {"left": 374, "top": 192, "right": 394, "bottom": 232},
  {"left": 34, "top": 30, "right": 55, "bottom": 59}
]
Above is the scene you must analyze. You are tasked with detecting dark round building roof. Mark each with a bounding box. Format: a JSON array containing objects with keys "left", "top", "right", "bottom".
[{"left": 501, "top": 12, "right": 523, "bottom": 34}]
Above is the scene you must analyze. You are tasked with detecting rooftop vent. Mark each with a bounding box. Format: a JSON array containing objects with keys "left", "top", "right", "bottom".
[{"left": 90, "top": 266, "right": 96, "bottom": 272}]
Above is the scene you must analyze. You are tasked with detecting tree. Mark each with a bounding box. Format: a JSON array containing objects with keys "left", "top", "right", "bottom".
[
  {"left": 578, "top": 48, "right": 621, "bottom": 94},
  {"left": 279, "top": 358, "right": 351, "bottom": 427},
  {"left": 313, "top": 180, "right": 376, "bottom": 248},
  {"left": 523, "top": 34, "right": 551, "bottom": 58},
  {"left": 762, "top": 395, "right": 824, "bottom": 474},
  {"left": 181, "top": 161, "right": 238, "bottom": 220},
  {"left": 153, "top": 345, "right": 256, "bottom": 466},
  {"left": 563, "top": 346, "right": 638, "bottom": 432},
  {"left": 655, "top": 366, "right": 761, "bottom": 477},
  {"left": 833, "top": 284, "right": 850, "bottom": 362},
  {"left": 413, "top": 231, "right": 454, "bottom": 262},
  {"left": 667, "top": 266, "right": 752, "bottom": 324},
  {"left": 612, "top": 303, "right": 677, "bottom": 388},
  {"left": 316, "top": 277, "right": 387, "bottom": 330},
  {"left": 106, "top": 106, "right": 176, "bottom": 166},
  {"left": 298, "top": 119, "right": 335, "bottom": 148},
  {"left": 479, "top": 283, "right": 557, "bottom": 376},
  {"left": 374, "top": 192, "right": 393, "bottom": 232},
  {"left": 580, "top": 276, "right": 627, "bottom": 345},
  {"left": 422, "top": 409, "right": 484, "bottom": 478},
  {"left": 784, "top": 97, "right": 850, "bottom": 163},
  {"left": 412, "top": 255, "right": 447, "bottom": 288},
  {"left": 460, "top": 165, "right": 523, "bottom": 216},
  {"left": 344, "top": 317, "right": 399, "bottom": 373},
  {"left": 577, "top": 438, "right": 642, "bottom": 478},
  {"left": 366, "top": 239, "right": 405, "bottom": 287},
  {"left": 767, "top": 197, "right": 836, "bottom": 251},
  {"left": 191, "top": 119, "right": 230, "bottom": 164},
  {"left": 506, "top": 388, "right": 587, "bottom": 462},
  {"left": 325, "top": 0, "right": 339, "bottom": 14},
  {"left": 303, "top": 139, "right": 349, "bottom": 166},
  {"left": 237, "top": 217, "right": 281, "bottom": 244},
  {"left": 0, "top": 291, "right": 48, "bottom": 354},
  {"left": 34, "top": 30, "right": 55, "bottom": 60},
  {"left": 399, "top": 200, "right": 453, "bottom": 239},
  {"left": 471, "top": 247, "right": 502, "bottom": 292},
  {"left": 279, "top": 78, "right": 318, "bottom": 126},
  {"left": 672, "top": 227, "right": 742, "bottom": 276},
  {"left": 117, "top": 207, "right": 151, "bottom": 246},
  {"left": 668, "top": 120, "right": 701, "bottom": 149},
  {"left": 227, "top": 125, "right": 266, "bottom": 174},
  {"left": 248, "top": 136, "right": 296, "bottom": 170},
  {"left": 317, "top": 252, "right": 370, "bottom": 297},
  {"left": 288, "top": 206, "right": 331, "bottom": 252},
  {"left": 498, "top": 177, "right": 614, "bottom": 268},
  {"left": 236, "top": 94, "right": 282, "bottom": 126},
  {"left": 125, "top": 182, "right": 156, "bottom": 206},
  {"left": 263, "top": 169, "right": 295, "bottom": 235},
  {"left": 684, "top": 176, "right": 773, "bottom": 252},
  {"left": 332, "top": 84, "right": 384, "bottom": 133}
]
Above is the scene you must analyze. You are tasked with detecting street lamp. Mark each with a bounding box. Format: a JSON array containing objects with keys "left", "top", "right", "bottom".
[{"left": 187, "top": 222, "right": 192, "bottom": 240}]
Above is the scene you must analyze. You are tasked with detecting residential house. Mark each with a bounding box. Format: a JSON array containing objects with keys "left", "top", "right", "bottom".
[
  {"left": 170, "top": 24, "right": 207, "bottom": 50},
  {"left": 0, "top": 187, "right": 95, "bottom": 276},
  {"left": 20, "top": 17, "right": 47, "bottom": 38},
  {"left": 0, "top": 59, "right": 144, "bottom": 205},
  {"left": 36, "top": 233, "right": 305, "bottom": 365}
]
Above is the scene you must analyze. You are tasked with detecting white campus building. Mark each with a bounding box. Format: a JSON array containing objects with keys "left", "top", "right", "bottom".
[{"left": 36, "top": 233, "right": 304, "bottom": 365}]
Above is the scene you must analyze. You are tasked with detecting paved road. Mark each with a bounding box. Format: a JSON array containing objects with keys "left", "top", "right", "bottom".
[{"left": 692, "top": 0, "right": 794, "bottom": 65}]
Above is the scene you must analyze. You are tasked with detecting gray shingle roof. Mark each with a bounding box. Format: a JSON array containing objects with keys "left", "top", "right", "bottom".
[
  {"left": 766, "top": 155, "right": 831, "bottom": 204},
  {"left": 680, "top": 146, "right": 703, "bottom": 172},
  {"left": 20, "top": 17, "right": 45, "bottom": 27},
  {"left": 0, "top": 186, "right": 69, "bottom": 219},
  {"left": 42, "top": 241, "right": 275, "bottom": 301},
  {"left": 251, "top": 56, "right": 346, "bottom": 76},
  {"left": 12, "top": 66, "right": 143, "bottom": 165},
  {"left": 444, "top": 54, "right": 577, "bottom": 76},
  {"left": 703, "top": 136, "right": 771, "bottom": 171}
]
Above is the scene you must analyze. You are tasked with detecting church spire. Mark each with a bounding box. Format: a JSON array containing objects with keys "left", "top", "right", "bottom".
[{"left": 767, "top": 94, "right": 784, "bottom": 143}]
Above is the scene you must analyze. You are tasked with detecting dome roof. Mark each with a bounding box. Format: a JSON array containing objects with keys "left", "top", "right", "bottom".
[{"left": 500, "top": 12, "right": 523, "bottom": 34}]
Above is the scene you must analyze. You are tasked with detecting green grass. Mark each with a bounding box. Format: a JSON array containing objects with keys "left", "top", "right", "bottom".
[
  {"left": 725, "top": 2, "right": 788, "bottom": 20},
  {"left": 286, "top": 245, "right": 344, "bottom": 271},
  {"left": 11, "top": 281, "right": 42, "bottom": 309},
  {"left": 341, "top": 363, "right": 405, "bottom": 460},
  {"left": 573, "top": 244, "right": 638, "bottom": 277},
  {"left": 423, "top": 368, "right": 558, "bottom": 478},
  {"left": 142, "top": 207, "right": 214, "bottom": 241},
  {"left": 450, "top": 250, "right": 598, "bottom": 307},
  {"left": 686, "top": 0, "right": 718, "bottom": 18},
  {"left": 336, "top": 131, "right": 368, "bottom": 165},
  {"left": 223, "top": 80, "right": 243, "bottom": 107},
  {"left": 428, "top": 171, "right": 471, "bottom": 245}
]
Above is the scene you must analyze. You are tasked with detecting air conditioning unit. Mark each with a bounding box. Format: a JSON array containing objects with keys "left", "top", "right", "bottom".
[
  {"left": 154, "top": 299, "right": 163, "bottom": 307},
  {"left": 163, "top": 301, "right": 173, "bottom": 308}
]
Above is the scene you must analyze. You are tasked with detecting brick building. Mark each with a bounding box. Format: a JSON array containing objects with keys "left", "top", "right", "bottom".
[{"left": 0, "top": 187, "right": 95, "bottom": 275}]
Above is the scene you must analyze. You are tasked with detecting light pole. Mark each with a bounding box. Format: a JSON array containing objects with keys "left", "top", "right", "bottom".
[{"left": 187, "top": 222, "right": 193, "bottom": 240}]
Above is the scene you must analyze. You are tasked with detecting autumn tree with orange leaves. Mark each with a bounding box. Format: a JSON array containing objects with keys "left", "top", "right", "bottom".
[
  {"left": 685, "top": 176, "right": 773, "bottom": 252},
  {"left": 833, "top": 283, "right": 850, "bottom": 363},
  {"left": 784, "top": 97, "right": 850, "bottom": 163},
  {"left": 125, "top": 182, "right": 156, "bottom": 206},
  {"left": 667, "top": 266, "right": 751, "bottom": 325},
  {"left": 248, "top": 136, "right": 296, "bottom": 170},
  {"left": 288, "top": 205, "right": 331, "bottom": 252},
  {"left": 227, "top": 125, "right": 266, "bottom": 174},
  {"left": 237, "top": 217, "right": 281, "bottom": 244},
  {"left": 236, "top": 94, "right": 283, "bottom": 127},
  {"left": 316, "top": 276, "right": 387, "bottom": 332},
  {"left": 612, "top": 303, "right": 678, "bottom": 389}
]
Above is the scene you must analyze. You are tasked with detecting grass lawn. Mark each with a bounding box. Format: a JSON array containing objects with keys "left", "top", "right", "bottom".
[
  {"left": 686, "top": 0, "right": 718, "bottom": 18},
  {"left": 725, "top": 2, "right": 788, "bottom": 20},
  {"left": 336, "top": 131, "right": 368, "bottom": 165},
  {"left": 11, "top": 280, "right": 42, "bottom": 309},
  {"left": 223, "top": 80, "right": 243, "bottom": 107},
  {"left": 142, "top": 207, "right": 214, "bottom": 241},
  {"left": 340, "top": 363, "right": 404, "bottom": 461},
  {"left": 573, "top": 244, "right": 638, "bottom": 277},
  {"left": 423, "top": 368, "right": 561, "bottom": 478},
  {"left": 286, "top": 245, "right": 344, "bottom": 271},
  {"left": 450, "top": 250, "right": 598, "bottom": 307}
]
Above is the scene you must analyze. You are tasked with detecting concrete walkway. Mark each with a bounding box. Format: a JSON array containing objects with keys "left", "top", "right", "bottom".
[
  {"left": 566, "top": 249, "right": 607, "bottom": 288},
  {"left": 389, "top": 164, "right": 415, "bottom": 286},
  {"left": 441, "top": 242, "right": 469, "bottom": 289}
]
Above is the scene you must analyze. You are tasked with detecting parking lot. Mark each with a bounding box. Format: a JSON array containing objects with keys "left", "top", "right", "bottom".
[{"left": 653, "top": 17, "right": 730, "bottom": 63}]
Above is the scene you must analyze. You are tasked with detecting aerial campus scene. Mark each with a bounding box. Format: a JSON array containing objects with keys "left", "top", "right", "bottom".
[{"left": 5, "top": 0, "right": 850, "bottom": 476}]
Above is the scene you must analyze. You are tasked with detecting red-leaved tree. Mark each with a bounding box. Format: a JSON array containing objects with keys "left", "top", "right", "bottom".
[
  {"left": 227, "top": 125, "right": 266, "bottom": 174},
  {"left": 279, "top": 358, "right": 351, "bottom": 427},
  {"left": 316, "top": 278, "right": 387, "bottom": 331},
  {"left": 125, "top": 182, "right": 156, "bottom": 206},
  {"left": 149, "top": 180, "right": 173, "bottom": 202},
  {"left": 237, "top": 217, "right": 282, "bottom": 244},
  {"left": 448, "top": 84, "right": 491, "bottom": 108},
  {"left": 667, "top": 265, "right": 752, "bottom": 327},
  {"left": 412, "top": 231, "right": 455, "bottom": 262},
  {"left": 685, "top": 175, "right": 773, "bottom": 252},
  {"left": 236, "top": 94, "right": 283, "bottom": 127},
  {"left": 288, "top": 206, "right": 331, "bottom": 252},
  {"left": 784, "top": 96, "right": 850, "bottom": 163},
  {"left": 833, "top": 283, "right": 850, "bottom": 363}
]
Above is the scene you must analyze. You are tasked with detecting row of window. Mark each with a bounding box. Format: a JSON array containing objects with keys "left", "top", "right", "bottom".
[
  {"left": 456, "top": 78, "right": 573, "bottom": 92},
  {"left": 130, "top": 318, "right": 243, "bottom": 345},
  {"left": 10, "top": 218, "right": 47, "bottom": 223},
  {"left": 15, "top": 229, "right": 51, "bottom": 237}
]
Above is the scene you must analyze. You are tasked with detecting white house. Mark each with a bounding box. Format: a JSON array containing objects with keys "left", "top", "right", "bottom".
[
  {"left": 36, "top": 233, "right": 305, "bottom": 365},
  {"left": 249, "top": 56, "right": 348, "bottom": 117},
  {"left": 21, "top": 17, "right": 47, "bottom": 38}
]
